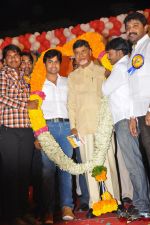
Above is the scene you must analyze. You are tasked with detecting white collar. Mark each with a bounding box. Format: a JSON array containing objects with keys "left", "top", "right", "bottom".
[
  {"left": 134, "top": 34, "right": 149, "bottom": 49},
  {"left": 45, "top": 73, "right": 61, "bottom": 84},
  {"left": 115, "top": 55, "right": 129, "bottom": 66}
]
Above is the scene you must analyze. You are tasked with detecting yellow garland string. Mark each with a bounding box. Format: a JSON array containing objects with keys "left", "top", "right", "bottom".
[{"left": 29, "top": 94, "right": 47, "bottom": 131}]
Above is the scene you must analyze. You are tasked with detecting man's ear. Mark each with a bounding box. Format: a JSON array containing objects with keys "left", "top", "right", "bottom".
[
  {"left": 118, "top": 49, "right": 124, "bottom": 58},
  {"left": 89, "top": 49, "right": 92, "bottom": 56},
  {"left": 147, "top": 25, "right": 150, "bottom": 36},
  {"left": 144, "top": 24, "right": 149, "bottom": 33}
]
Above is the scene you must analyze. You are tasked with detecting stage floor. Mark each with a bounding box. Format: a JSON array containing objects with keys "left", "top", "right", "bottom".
[{"left": 54, "top": 211, "right": 150, "bottom": 225}]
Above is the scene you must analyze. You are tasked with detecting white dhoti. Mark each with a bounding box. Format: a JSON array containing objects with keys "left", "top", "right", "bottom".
[
  {"left": 104, "top": 136, "right": 120, "bottom": 203},
  {"left": 79, "top": 133, "right": 120, "bottom": 207}
]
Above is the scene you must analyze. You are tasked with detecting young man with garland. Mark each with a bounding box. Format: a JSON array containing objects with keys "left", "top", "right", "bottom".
[
  {"left": 102, "top": 37, "right": 150, "bottom": 218},
  {"left": 35, "top": 49, "right": 75, "bottom": 224},
  {"left": 67, "top": 39, "right": 120, "bottom": 218},
  {"left": 0, "top": 44, "right": 38, "bottom": 225}
]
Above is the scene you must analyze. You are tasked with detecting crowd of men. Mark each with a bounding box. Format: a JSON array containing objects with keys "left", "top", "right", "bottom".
[{"left": 0, "top": 11, "right": 150, "bottom": 225}]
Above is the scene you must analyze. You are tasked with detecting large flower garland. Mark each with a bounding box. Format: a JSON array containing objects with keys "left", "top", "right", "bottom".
[
  {"left": 29, "top": 95, "right": 113, "bottom": 175},
  {"left": 28, "top": 32, "right": 113, "bottom": 175},
  {"left": 30, "top": 32, "right": 112, "bottom": 93}
]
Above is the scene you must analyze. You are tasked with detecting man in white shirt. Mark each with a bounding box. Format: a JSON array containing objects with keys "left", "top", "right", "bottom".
[
  {"left": 37, "top": 49, "right": 75, "bottom": 224},
  {"left": 124, "top": 11, "right": 150, "bottom": 179},
  {"left": 102, "top": 37, "right": 150, "bottom": 216}
]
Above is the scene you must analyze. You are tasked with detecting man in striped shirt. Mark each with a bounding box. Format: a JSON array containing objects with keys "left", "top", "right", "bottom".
[{"left": 0, "top": 44, "right": 38, "bottom": 225}]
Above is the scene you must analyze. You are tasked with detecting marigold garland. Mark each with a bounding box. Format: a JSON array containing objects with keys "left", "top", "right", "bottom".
[
  {"left": 29, "top": 92, "right": 48, "bottom": 135},
  {"left": 62, "top": 32, "right": 104, "bottom": 57},
  {"left": 95, "top": 171, "right": 107, "bottom": 182},
  {"left": 92, "top": 167, "right": 118, "bottom": 216},
  {"left": 102, "top": 191, "right": 113, "bottom": 200},
  {"left": 92, "top": 199, "right": 118, "bottom": 216},
  {"left": 30, "top": 32, "right": 112, "bottom": 92},
  {"left": 30, "top": 45, "right": 62, "bottom": 92}
]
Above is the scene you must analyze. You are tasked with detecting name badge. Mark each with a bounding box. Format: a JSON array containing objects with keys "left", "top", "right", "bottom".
[{"left": 128, "top": 54, "right": 144, "bottom": 75}]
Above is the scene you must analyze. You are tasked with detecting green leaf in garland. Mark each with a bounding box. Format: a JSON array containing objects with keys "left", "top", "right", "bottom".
[{"left": 92, "top": 165, "right": 107, "bottom": 177}]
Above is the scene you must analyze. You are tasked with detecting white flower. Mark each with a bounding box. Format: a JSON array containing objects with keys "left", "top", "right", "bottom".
[{"left": 38, "top": 97, "right": 113, "bottom": 175}]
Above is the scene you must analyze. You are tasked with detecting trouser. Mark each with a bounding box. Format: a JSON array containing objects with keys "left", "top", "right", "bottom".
[
  {"left": 138, "top": 116, "right": 150, "bottom": 172},
  {"left": 39, "top": 121, "right": 74, "bottom": 215},
  {"left": 116, "top": 141, "right": 133, "bottom": 200},
  {"left": 31, "top": 149, "right": 43, "bottom": 216},
  {"left": 75, "top": 148, "right": 89, "bottom": 205},
  {"left": 0, "top": 126, "right": 34, "bottom": 219},
  {"left": 115, "top": 119, "right": 150, "bottom": 212}
]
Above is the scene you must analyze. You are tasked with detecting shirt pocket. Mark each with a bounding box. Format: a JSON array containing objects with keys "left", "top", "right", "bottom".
[{"left": 58, "top": 86, "right": 68, "bottom": 102}]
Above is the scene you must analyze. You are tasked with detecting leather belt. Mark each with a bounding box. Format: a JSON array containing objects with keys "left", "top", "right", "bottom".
[{"left": 46, "top": 118, "right": 69, "bottom": 122}]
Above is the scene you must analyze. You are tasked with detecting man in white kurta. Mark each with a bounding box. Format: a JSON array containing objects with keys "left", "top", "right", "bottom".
[
  {"left": 68, "top": 39, "right": 120, "bottom": 217},
  {"left": 102, "top": 37, "right": 150, "bottom": 214}
]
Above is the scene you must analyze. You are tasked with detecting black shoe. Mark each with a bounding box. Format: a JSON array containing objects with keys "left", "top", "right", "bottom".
[
  {"left": 86, "top": 208, "right": 96, "bottom": 218},
  {"left": 122, "top": 197, "right": 133, "bottom": 210},
  {"left": 78, "top": 203, "right": 89, "bottom": 211},
  {"left": 122, "top": 197, "right": 132, "bottom": 204},
  {"left": 117, "top": 204, "right": 139, "bottom": 220}
]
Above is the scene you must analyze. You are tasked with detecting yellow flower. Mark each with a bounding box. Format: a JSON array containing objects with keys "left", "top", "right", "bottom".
[
  {"left": 95, "top": 170, "right": 107, "bottom": 182},
  {"left": 30, "top": 32, "right": 112, "bottom": 93},
  {"left": 92, "top": 199, "right": 118, "bottom": 216},
  {"left": 101, "top": 53, "right": 112, "bottom": 71},
  {"left": 29, "top": 93, "right": 47, "bottom": 132},
  {"left": 92, "top": 165, "right": 107, "bottom": 181},
  {"left": 101, "top": 191, "right": 112, "bottom": 200}
]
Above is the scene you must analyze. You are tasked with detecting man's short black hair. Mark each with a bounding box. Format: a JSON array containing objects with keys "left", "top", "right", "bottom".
[
  {"left": 106, "top": 37, "right": 131, "bottom": 55},
  {"left": 124, "top": 11, "right": 148, "bottom": 27},
  {"left": 73, "top": 39, "right": 91, "bottom": 50},
  {"left": 21, "top": 51, "right": 34, "bottom": 64},
  {"left": 2, "top": 44, "right": 22, "bottom": 59},
  {"left": 43, "top": 49, "right": 62, "bottom": 64}
]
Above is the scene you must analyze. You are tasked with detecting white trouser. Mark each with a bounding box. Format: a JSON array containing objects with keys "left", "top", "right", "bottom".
[{"left": 79, "top": 134, "right": 120, "bottom": 207}]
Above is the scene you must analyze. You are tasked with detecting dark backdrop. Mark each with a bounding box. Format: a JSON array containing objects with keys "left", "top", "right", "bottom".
[{"left": 0, "top": 0, "right": 150, "bottom": 38}]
